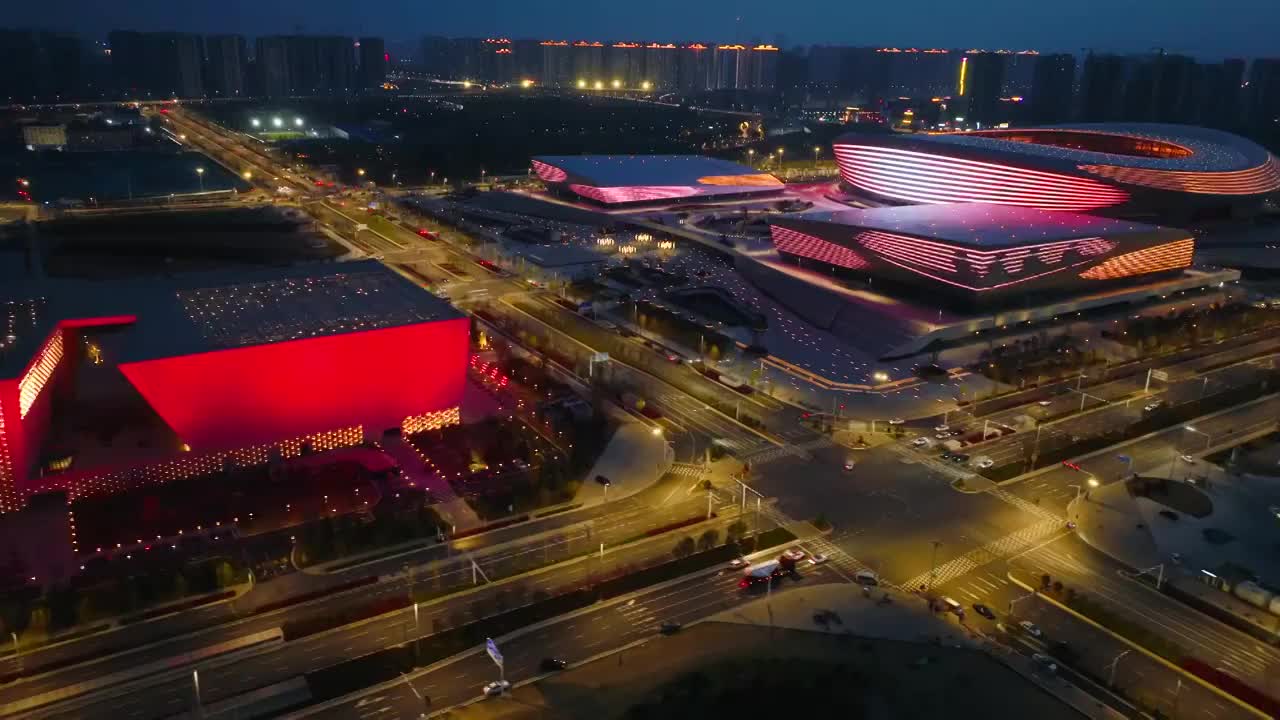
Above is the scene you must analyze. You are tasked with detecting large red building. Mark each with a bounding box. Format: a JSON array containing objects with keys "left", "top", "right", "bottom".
[{"left": 0, "top": 261, "right": 467, "bottom": 513}]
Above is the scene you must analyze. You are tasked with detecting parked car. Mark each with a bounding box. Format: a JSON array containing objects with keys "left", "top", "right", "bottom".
[
  {"left": 1019, "top": 620, "right": 1043, "bottom": 638},
  {"left": 483, "top": 680, "right": 511, "bottom": 697},
  {"left": 951, "top": 453, "right": 970, "bottom": 464},
  {"left": 935, "top": 431, "right": 953, "bottom": 439},
  {"left": 934, "top": 424, "right": 950, "bottom": 433}
]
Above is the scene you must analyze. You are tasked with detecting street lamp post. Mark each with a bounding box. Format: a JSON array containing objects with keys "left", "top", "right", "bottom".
[
  {"left": 813, "top": 146, "right": 821, "bottom": 167},
  {"left": 195, "top": 166, "right": 205, "bottom": 192},
  {"left": 1008, "top": 591, "right": 1035, "bottom": 617},
  {"left": 192, "top": 669, "right": 203, "bottom": 719},
  {"left": 1106, "top": 649, "right": 1131, "bottom": 687}
]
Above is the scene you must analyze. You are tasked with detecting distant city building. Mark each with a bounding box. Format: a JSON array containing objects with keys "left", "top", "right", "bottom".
[
  {"left": 1078, "top": 53, "right": 1132, "bottom": 122},
  {"left": 253, "top": 35, "right": 358, "bottom": 97},
  {"left": 961, "top": 51, "right": 1005, "bottom": 127},
  {"left": 204, "top": 34, "right": 247, "bottom": 97},
  {"left": 1029, "top": 53, "right": 1077, "bottom": 124},
  {"left": 108, "top": 30, "right": 204, "bottom": 99},
  {"left": 0, "top": 30, "right": 89, "bottom": 103},
  {"left": 1247, "top": 58, "right": 1280, "bottom": 135},
  {"left": 357, "top": 37, "right": 388, "bottom": 91}
]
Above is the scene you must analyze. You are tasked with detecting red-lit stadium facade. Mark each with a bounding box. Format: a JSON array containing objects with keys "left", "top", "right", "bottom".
[
  {"left": 532, "top": 155, "right": 784, "bottom": 206},
  {"left": 0, "top": 262, "right": 467, "bottom": 513},
  {"left": 769, "top": 203, "right": 1194, "bottom": 307},
  {"left": 833, "top": 125, "right": 1280, "bottom": 220}
]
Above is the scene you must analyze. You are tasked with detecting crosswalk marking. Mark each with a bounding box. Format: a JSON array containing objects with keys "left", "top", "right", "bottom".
[
  {"left": 903, "top": 518, "right": 1067, "bottom": 591},
  {"left": 667, "top": 463, "right": 704, "bottom": 478},
  {"left": 987, "top": 487, "right": 1064, "bottom": 523},
  {"left": 740, "top": 437, "right": 834, "bottom": 466}
]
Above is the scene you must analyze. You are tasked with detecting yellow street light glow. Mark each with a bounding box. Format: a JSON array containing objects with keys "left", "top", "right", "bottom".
[
  {"left": 594, "top": 80, "right": 603, "bottom": 90},
  {"left": 872, "top": 371, "right": 889, "bottom": 382},
  {"left": 242, "top": 171, "right": 252, "bottom": 180},
  {"left": 641, "top": 81, "right": 652, "bottom": 90},
  {"left": 611, "top": 79, "right": 621, "bottom": 89},
  {"left": 271, "top": 116, "right": 282, "bottom": 127},
  {"left": 357, "top": 168, "right": 366, "bottom": 176},
  {"left": 1087, "top": 477, "right": 1100, "bottom": 488},
  {"left": 577, "top": 79, "right": 586, "bottom": 88},
  {"left": 195, "top": 167, "right": 204, "bottom": 175},
  {"left": 651, "top": 426, "right": 662, "bottom": 437},
  {"left": 520, "top": 79, "right": 534, "bottom": 88}
]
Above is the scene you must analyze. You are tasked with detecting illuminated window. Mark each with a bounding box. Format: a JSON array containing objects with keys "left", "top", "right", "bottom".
[{"left": 19, "top": 328, "right": 64, "bottom": 418}]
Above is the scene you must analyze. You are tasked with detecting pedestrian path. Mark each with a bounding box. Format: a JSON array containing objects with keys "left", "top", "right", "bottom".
[
  {"left": 988, "top": 487, "right": 1065, "bottom": 524},
  {"left": 902, "top": 518, "right": 1066, "bottom": 592}
]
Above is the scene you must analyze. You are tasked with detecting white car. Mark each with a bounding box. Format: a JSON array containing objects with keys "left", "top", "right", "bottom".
[
  {"left": 888, "top": 418, "right": 905, "bottom": 425},
  {"left": 1180, "top": 454, "right": 1195, "bottom": 464},
  {"left": 910, "top": 437, "right": 932, "bottom": 448},
  {"left": 1032, "top": 653, "right": 1059, "bottom": 673},
  {"left": 934, "top": 424, "right": 950, "bottom": 433},
  {"left": 975, "top": 458, "right": 995, "bottom": 469},
  {"left": 807, "top": 553, "right": 829, "bottom": 565},
  {"left": 935, "top": 431, "right": 952, "bottom": 440},
  {"left": 1037, "top": 400, "right": 1053, "bottom": 407},
  {"left": 483, "top": 680, "right": 511, "bottom": 697},
  {"left": 727, "top": 558, "right": 748, "bottom": 569},
  {"left": 1019, "top": 620, "right": 1043, "bottom": 638},
  {"left": 782, "top": 548, "right": 807, "bottom": 562}
]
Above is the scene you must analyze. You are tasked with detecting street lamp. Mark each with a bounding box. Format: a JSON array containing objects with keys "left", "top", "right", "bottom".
[
  {"left": 294, "top": 117, "right": 304, "bottom": 127},
  {"left": 250, "top": 117, "right": 260, "bottom": 128},
  {"left": 651, "top": 426, "right": 663, "bottom": 437},
  {"left": 242, "top": 171, "right": 252, "bottom": 181},
  {"left": 271, "top": 116, "right": 282, "bottom": 128},
  {"left": 813, "top": 146, "right": 821, "bottom": 166},
  {"left": 195, "top": 166, "right": 205, "bottom": 192},
  {"left": 1184, "top": 425, "right": 1212, "bottom": 452}
]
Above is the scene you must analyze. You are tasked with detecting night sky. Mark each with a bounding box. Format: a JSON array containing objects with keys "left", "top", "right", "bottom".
[{"left": 10, "top": 0, "right": 1278, "bottom": 58}]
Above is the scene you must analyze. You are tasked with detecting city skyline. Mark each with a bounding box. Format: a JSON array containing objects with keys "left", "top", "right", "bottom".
[{"left": 7, "top": 0, "right": 1279, "bottom": 59}]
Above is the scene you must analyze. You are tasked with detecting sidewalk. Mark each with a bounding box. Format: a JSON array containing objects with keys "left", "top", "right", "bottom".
[
  {"left": 572, "top": 421, "right": 674, "bottom": 508},
  {"left": 380, "top": 435, "right": 482, "bottom": 532}
]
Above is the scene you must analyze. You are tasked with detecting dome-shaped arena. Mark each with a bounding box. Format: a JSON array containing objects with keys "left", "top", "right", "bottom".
[{"left": 833, "top": 124, "right": 1280, "bottom": 219}]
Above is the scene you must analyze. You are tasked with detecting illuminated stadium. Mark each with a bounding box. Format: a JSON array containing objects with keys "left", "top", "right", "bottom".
[
  {"left": 769, "top": 203, "right": 1194, "bottom": 306},
  {"left": 0, "top": 261, "right": 468, "bottom": 513},
  {"left": 832, "top": 124, "right": 1280, "bottom": 219},
  {"left": 531, "top": 154, "right": 784, "bottom": 206}
]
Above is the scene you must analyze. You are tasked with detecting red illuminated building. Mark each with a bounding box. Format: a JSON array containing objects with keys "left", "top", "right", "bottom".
[
  {"left": 833, "top": 124, "right": 1280, "bottom": 220},
  {"left": 0, "top": 261, "right": 467, "bottom": 513},
  {"left": 769, "top": 203, "right": 1193, "bottom": 306}
]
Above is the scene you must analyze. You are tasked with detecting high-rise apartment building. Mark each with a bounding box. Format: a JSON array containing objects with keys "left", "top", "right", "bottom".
[
  {"left": 204, "top": 34, "right": 246, "bottom": 97},
  {"left": 109, "top": 31, "right": 204, "bottom": 98},
  {"left": 961, "top": 51, "right": 1005, "bottom": 126},
  {"left": 357, "top": 37, "right": 387, "bottom": 91},
  {"left": 1028, "top": 53, "right": 1076, "bottom": 123},
  {"left": 1078, "top": 53, "right": 1131, "bottom": 121}
]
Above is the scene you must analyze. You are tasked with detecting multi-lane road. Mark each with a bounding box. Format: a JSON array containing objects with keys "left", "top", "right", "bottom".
[{"left": 302, "top": 558, "right": 845, "bottom": 720}]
